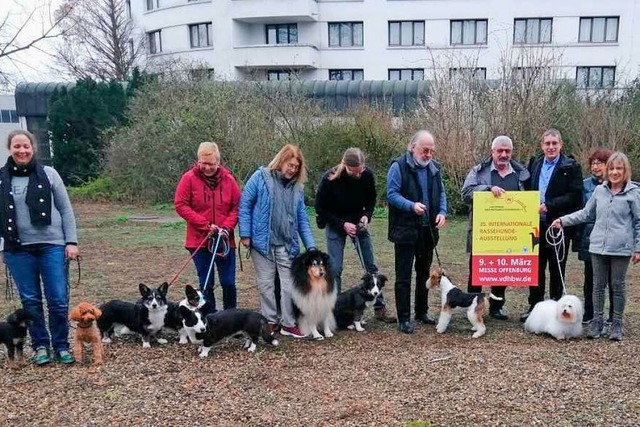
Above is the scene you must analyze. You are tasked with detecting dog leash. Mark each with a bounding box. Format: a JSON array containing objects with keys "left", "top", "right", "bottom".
[
  {"left": 203, "top": 231, "right": 229, "bottom": 292},
  {"left": 66, "top": 256, "right": 82, "bottom": 290},
  {"left": 350, "top": 234, "right": 367, "bottom": 272},
  {"left": 545, "top": 225, "right": 567, "bottom": 296},
  {"left": 167, "top": 229, "right": 216, "bottom": 286},
  {"left": 424, "top": 210, "right": 443, "bottom": 269}
]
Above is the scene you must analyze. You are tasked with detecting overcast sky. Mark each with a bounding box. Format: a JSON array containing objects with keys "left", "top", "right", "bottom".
[{"left": 1, "top": 0, "right": 67, "bottom": 91}]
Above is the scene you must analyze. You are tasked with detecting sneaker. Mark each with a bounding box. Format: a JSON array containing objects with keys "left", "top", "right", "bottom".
[
  {"left": 374, "top": 307, "right": 398, "bottom": 323},
  {"left": 609, "top": 320, "right": 623, "bottom": 342},
  {"left": 415, "top": 314, "right": 437, "bottom": 325},
  {"left": 54, "top": 350, "right": 75, "bottom": 364},
  {"left": 587, "top": 318, "right": 604, "bottom": 339},
  {"left": 280, "top": 325, "right": 307, "bottom": 339},
  {"left": 489, "top": 309, "right": 509, "bottom": 321},
  {"left": 601, "top": 320, "right": 613, "bottom": 337},
  {"left": 29, "top": 347, "right": 52, "bottom": 366},
  {"left": 398, "top": 321, "right": 415, "bottom": 334}
]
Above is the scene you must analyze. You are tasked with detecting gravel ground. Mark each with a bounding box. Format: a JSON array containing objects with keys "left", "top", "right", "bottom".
[{"left": 1, "top": 202, "right": 639, "bottom": 427}]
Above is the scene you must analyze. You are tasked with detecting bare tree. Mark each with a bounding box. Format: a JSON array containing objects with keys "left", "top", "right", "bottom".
[
  {"left": 54, "top": 0, "right": 144, "bottom": 81},
  {"left": 0, "top": 0, "right": 71, "bottom": 86}
]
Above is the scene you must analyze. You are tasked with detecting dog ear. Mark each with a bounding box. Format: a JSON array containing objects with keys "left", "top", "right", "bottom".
[
  {"left": 92, "top": 306, "right": 103, "bottom": 319},
  {"left": 185, "top": 284, "right": 198, "bottom": 299},
  {"left": 321, "top": 251, "right": 330, "bottom": 265},
  {"left": 158, "top": 282, "right": 169, "bottom": 296},
  {"left": 377, "top": 274, "right": 388, "bottom": 286},
  {"left": 179, "top": 305, "right": 191, "bottom": 319},
  {"left": 69, "top": 306, "right": 82, "bottom": 322},
  {"left": 139, "top": 283, "right": 151, "bottom": 296}
]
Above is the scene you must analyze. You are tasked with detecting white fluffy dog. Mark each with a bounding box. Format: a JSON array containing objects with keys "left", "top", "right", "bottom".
[{"left": 524, "top": 295, "right": 584, "bottom": 340}]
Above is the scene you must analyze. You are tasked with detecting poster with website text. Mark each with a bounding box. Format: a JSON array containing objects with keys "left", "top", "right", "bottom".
[{"left": 471, "top": 191, "right": 540, "bottom": 287}]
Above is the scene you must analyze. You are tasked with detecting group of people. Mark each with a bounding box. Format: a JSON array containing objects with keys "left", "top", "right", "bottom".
[{"left": 2, "top": 126, "right": 638, "bottom": 367}]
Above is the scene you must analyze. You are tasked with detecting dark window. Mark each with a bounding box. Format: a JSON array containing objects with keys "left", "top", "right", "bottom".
[
  {"left": 125, "top": 0, "right": 131, "bottom": 18},
  {"left": 0, "top": 110, "right": 10, "bottom": 123},
  {"left": 449, "top": 67, "right": 487, "bottom": 80},
  {"left": 579, "top": 17, "right": 619, "bottom": 43},
  {"left": 267, "top": 70, "right": 291, "bottom": 81},
  {"left": 389, "top": 21, "right": 425, "bottom": 46},
  {"left": 514, "top": 18, "right": 553, "bottom": 44},
  {"left": 388, "top": 69, "right": 424, "bottom": 80},
  {"left": 328, "top": 22, "right": 364, "bottom": 47},
  {"left": 146, "top": 0, "right": 159, "bottom": 11},
  {"left": 450, "top": 19, "right": 487, "bottom": 45},
  {"left": 328, "top": 69, "right": 364, "bottom": 81},
  {"left": 148, "top": 30, "right": 162, "bottom": 54},
  {"left": 576, "top": 66, "right": 615, "bottom": 88},
  {"left": 266, "top": 24, "right": 298, "bottom": 44},
  {"left": 9, "top": 110, "right": 18, "bottom": 123},
  {"left": 189, "top": 23, "right": 212, "bottom": 48}
]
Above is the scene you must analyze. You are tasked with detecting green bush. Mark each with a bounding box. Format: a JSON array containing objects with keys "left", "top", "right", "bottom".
[{"left": 68, "top": 176, "right": 125, "bottom": 201}]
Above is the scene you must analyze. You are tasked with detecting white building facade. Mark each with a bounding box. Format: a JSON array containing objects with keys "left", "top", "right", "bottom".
[
  {"left": 0, "top": 94, "right": 22, "bottom": 165},
  {"left": 129, "top": 0, "right": 640, "bottom": 87}
]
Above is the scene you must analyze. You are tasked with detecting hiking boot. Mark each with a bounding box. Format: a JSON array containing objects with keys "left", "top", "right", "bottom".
[
  {"left": 415, "top": 314, "right": 437, "bottom": 325},
  {"left": 609, "top": 320, "right": 623, "bottom": 342},
  {"left": 280, "top": 325, "right": 307, "bottom": 339},
  {"left": 54, "top": 350, "right": 75, "bottom": 364},
  {"left": 374, "top": 307, "right": 397, "bottom": 323},
  {"left": 490, "top": 309, "right": 509, "bottom": 321},
  {"left": 601, "top": 319, "right": 613, "bottom": 337},
  {"left": 29, "top": 347, "right": 52, "bottom": 366},
  {"left": 398, "top": 321, "right": 415, "bottom": 334},
  {"left": 587, "top": 318, "right": 604, "bottom": 339}
]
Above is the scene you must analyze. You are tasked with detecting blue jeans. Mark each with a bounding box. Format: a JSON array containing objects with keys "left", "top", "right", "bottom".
[
  {"left": 189, "top": 248, "right": 236, "bottom": 311},
  {"left": 325, "top": 225, "right": 385, "bottom": 309},
  {"left": 4, "top": 244, "right": 70, "bottom": 352}
]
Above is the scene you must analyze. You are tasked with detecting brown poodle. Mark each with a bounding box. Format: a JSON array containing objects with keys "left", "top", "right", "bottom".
[{"left": 69, "top": 302, "right": 104, "bottom": 365}]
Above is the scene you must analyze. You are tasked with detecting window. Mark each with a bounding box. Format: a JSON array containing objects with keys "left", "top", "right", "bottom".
[
  {"left": 267, "top": 70, "right": 291, "bottom": 81},
  {"left": 189, "top": 68, "right": 215, "bottom": 80},
  {"left": 148, "top": 30, "right": 162, "bottom": 54},
  {"left": 579, "top": 17, "right": 619, "bottom": 43},
  {"left": 189, "top": 23, "right": 212, "bottom": 48},
  {"left": 328, "top": 22, "right": 364, "bottom": 47},
  {"left": 513, "top": 67, "right": 550, "bottom": 80},
  {"left": 125, "top": 0, "right": 131, "bottom": 18},
  {"left": 576, "top": 66, "right": 615, "bottom": 89},
  {"left": 266, "top": 24, "right": 298, "bottom": 44},
  {"left": 389, "top": 69, "right": 424, "bottom": 80},
  {"left": 450, "top": 19, "right": 487, "bottom": 45},
  {"left": 389, "top": 21, "right": 425, "bottom": 46},
  {"left": 449, "top": 67, "right": 487, "bottom": 80},
  {"left": 514, "top": 18, "right": 552, "bottom": 44},
  {"left": 146, "top": 0, "right": 159, "bottom": 11},
  {"left": 329, "top": 69, "right": 364, "bottom": 81},
  {"left": 0, "top": 110, "right": 19, "bottom": 123}
]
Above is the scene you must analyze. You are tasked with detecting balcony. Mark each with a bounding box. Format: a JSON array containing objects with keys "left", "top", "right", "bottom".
[
  {"left": 235, "top": 44, "right": 319, "bottom": 68},
  {"left": 230, "top": 0, "right": 318, "bottom": 23}
]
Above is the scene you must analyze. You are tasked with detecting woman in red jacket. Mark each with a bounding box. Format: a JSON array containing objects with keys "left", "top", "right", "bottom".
[{"left": 175, "top": 142, "right": 241, "bottom": 310}]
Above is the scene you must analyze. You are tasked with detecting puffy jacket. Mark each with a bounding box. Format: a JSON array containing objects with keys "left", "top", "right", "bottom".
[
  {"left": 576, "top": 176, "right": 600, "bottom": 260},
  {"left": 560, "top": 181, "right": 640, "bottom": 256},
  {"left": 174, "top": 164, "right": 241, "bottom": 249},
  {"left": 238, "top": 166, "right": 315, "bottom": 258}
]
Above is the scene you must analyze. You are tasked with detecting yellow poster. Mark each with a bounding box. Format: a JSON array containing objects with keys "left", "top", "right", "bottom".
[{"left": 471, "top": 191, "right": 540, "bottom": 287}]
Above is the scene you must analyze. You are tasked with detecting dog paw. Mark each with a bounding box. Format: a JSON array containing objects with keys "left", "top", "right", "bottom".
[
  {"left": 247, "top": 342, "right": 257, "bottom": 353},
  {"left": 472, "top": 330, "right": 486, "bottom": 338},
  {"left": 347, "top": 324, "right": 355, "bottom": 330},
  {"left": 178, "top": 337, "right": 188, "bottom": 345},
  {"left": 243, "top": 339, "right": 252, "bottom": 349},
  {"left": 324, "top": 330, "right": 334, "bottom": 338},
  {"left": 436, "top": 326, "right": 447, "bottom": 334},
  {"left": 356, "top": 326, "right": 365, "bottom": 332},
  {"left": 101, "top": 337, "right": 112, "bottom": 344},
  {"left": 271, "top": 339, "right": 279, "bottom": 347},
  {"left": 156, "top": 338, "right": 168, "bottom": 345},
  {"left": 142, "top": 342, "right": 151, "bottom": 348},
  {"left": 312, "top": 333, "right": 324, "bottom": 341}
]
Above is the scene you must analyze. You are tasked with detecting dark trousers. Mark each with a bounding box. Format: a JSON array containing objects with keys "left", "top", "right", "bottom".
[
  {"left": 583, "top": 258, "right": 614, "bottom": 322},
  {"left": 528, "top": 223, "right": 569, "bottom": 307},
  {"left": 394, "top": 227, "right": 434, "bottom": 323},
  {"left": 467, "top": 255, "right": 506, "bottom": 311}
]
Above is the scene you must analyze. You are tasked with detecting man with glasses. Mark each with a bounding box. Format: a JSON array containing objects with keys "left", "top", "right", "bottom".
[
  {"left": 461, "top": 136, "right": 530, "bottom": 320},
  {"left": 315, "top": 148, "right": 396, "bottom": 323},
  {"left": 387, "top": 130, "right": 448, "bottom": 333},
  {"left": 520, "top": 129, "right": 583, "bottom": 322}
]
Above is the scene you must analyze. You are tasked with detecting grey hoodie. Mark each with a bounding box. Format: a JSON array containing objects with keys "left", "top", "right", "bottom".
[{"left": 559, "top": 181, "right": 640, "bottom": 256}]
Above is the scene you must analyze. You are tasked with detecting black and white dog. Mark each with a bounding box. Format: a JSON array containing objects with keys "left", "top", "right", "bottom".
[
  {"left": 98, "top": 282, "right": 170, "bottom": 348},
  {"left": 0, "top": 308, "right": 31, "bottom": 366},
  {"left": 196, "top": 309, "right": 279, "bottom": 358},
  {"left": 334, "top": 273, "right": 387, "bottom": 332},
  {"left": 164, "top": 284, "right": 212, "bottom": 344}
]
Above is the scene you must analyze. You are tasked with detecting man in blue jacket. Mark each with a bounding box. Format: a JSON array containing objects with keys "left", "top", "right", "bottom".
[{"left": 387, "top": 130, "right": 448, "bottom": 334}]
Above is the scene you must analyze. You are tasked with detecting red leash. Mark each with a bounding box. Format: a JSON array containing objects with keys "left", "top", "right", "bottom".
[{"left": 167, "top": 230, "right": 215, "bottom": 286}]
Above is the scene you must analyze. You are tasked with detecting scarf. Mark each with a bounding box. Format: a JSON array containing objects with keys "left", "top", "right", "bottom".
[
  {"left": 0, "top": 157, "right": 52, "bottom": 251},
  {"left": 194, "top": 163, "right": 221, "bottom": 189}
]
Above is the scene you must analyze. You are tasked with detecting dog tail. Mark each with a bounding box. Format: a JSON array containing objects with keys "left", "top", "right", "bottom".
[
  {"left": 260, "top": 317, "right": 279, "bottom": 347},
  {"left": 488, "top": 293, "right": 503, "bottom": 301}
]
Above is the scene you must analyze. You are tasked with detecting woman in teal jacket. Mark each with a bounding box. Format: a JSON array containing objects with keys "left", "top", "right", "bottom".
[
  {"left": 552, "top": 152, "right": 640, "bottom": 341},
  {"left": 239, "top": 144, "right": 315, "bottom": 339}
]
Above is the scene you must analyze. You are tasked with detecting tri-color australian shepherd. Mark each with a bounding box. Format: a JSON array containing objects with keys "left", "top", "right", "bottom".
[
  {"left": 291, "top": 249, "right": 337, "bottom": 340},
  {"left": 334, "top": 272, "right": 387, "bottom": 332}
]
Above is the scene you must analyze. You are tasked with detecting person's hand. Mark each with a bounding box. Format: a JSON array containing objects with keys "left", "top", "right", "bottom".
[
  {"left": 633, "top": 252, "right": 640, "bottom": 264},
  {"left": 539, "top": 203, "right": 548, "bottom": 214},
  {"left": 343, "top": 222, "right": 357, "bottom": 237},
  {"left": 240, "top": 238, "right": 251, "bottom": 248},
  {"left": 359, "top": 215, "right": 369, "bottom": 228},
  {"left": 208, "top": 223, "right": 218, "bottom": 234},
  {"left": 490, "top": 186, "right": 505, "bottom": 197},
  {"left": 435, "top": 214, "right": 446, "bottom": 229},
  {"left": 65, "top": 244, "right": 79, "bottom": 260},
  {"left": 551, "top": 219, "right": 563, "bottom": 229},
  {"left": 413, "top": 202, "right": 427, "bottom": 216}
]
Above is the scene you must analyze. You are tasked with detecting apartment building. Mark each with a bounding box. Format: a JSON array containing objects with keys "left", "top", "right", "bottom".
[{"left": 128, "top": 0, "right": 640, "bottom": 87}]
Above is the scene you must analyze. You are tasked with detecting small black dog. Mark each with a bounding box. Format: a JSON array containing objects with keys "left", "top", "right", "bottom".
[
  {"left": 0, "top": 308, "right": 31, "bottom": 366},
  {"left": 334, "top": 273, "right": 387, "bottom": 331},
  {"left": 196, "top": 309, "right": 279, "bottom": 358},
  {"left": 98, "top": 283, "right": 169, "bottom": 348}
]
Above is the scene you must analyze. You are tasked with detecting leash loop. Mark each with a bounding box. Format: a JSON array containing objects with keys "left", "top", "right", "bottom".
[{"left": 545, "top": 225, "right": 566, "bottom": 296}]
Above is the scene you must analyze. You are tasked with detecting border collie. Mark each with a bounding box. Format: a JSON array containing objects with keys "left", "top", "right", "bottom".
[
  {"left": 196, "top": 309, "right": 279, "bottom": 358},
  {"left": 98, "top": 283, "right": 169, "bottom": 348},
  {"left": 291, "top": 249, "right": 337, "bottom": 340},
  {"left": 0, "top": 308, "right": 30, "bottom": 366},
  {"left": 334, "top": 273, "right": 387, "bottom": 332},
  {"left": 164, "top": 284, "right": 213, "bottom": 344}
]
